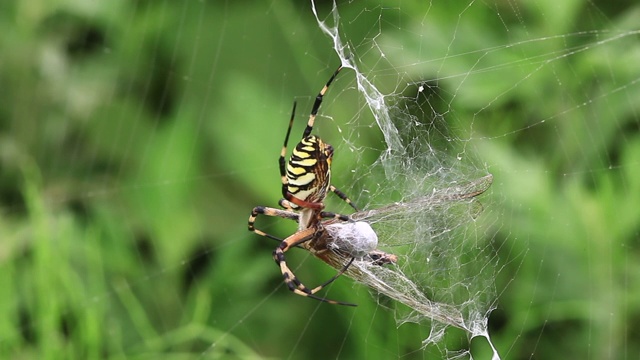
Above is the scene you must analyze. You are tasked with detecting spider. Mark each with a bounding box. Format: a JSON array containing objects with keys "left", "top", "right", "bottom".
[{"left": 248, "top": 66, "right": 391, "bottom": 306}]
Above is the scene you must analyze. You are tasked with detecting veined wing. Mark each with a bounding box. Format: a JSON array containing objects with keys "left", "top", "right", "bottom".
[
  {"left": 347, "top": 174, "right": 493, "bottom": 247},
  {"left": 351, "top": 174, "right": 492, "bottom": 221}
]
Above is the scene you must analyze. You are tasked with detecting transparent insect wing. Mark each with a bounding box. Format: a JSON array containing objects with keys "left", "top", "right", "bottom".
[{"left": 348, "top": 174, "right": 493, "bottom": 247}]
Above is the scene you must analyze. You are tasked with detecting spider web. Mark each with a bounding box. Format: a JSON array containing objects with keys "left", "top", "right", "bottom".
[
  {"left": 3, "top": 0, "right": 640, "bottom": 359},
  {"left": 304, "top": 1, "right": 500, "bottom": 356}
]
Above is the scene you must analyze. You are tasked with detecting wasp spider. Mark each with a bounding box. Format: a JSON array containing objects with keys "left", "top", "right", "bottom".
[{"left": 248, "top": 66, "right": 374, "bottom": 306}]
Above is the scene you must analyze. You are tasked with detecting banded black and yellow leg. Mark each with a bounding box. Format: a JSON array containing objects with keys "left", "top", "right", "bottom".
[
  {"left": 279, "top": 102, "right": 297, "bottom": 197},
  {"left": 329, "top": 185, "right": 359, "bottom": 211},
  {"left": 302, "top": 65, "right": 343, "bottom": 138},
  {"left": 278, "top": 198, "right": 298, "bottom": 212},
  {"left": 319, "top": 211, "right": 351, "bottom": 222},
  {"left": 248, "top": 206, "right": 299, "bottom": 242},
  {"left": 273, "top": 227, "right": 356, "bottom": 306}
]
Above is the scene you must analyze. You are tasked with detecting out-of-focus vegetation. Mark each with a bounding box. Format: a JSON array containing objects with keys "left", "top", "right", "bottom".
[{"left": 1, "top": 1, "right": 639, "bottom": 359}]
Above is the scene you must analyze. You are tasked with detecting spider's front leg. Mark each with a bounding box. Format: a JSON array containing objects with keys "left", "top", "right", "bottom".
[{"left": 273, "top": 227, "right": 356, "bottom": 306}]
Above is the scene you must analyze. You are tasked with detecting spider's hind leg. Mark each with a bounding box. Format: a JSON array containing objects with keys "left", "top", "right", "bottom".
[{"left": 273, "top": 228, "right": 356, "bottom": 306}]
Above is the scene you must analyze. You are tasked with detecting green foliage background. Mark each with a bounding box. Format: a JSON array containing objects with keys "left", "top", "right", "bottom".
[{"left": 1, "top": 1, "right": 639, "bottom": 359}]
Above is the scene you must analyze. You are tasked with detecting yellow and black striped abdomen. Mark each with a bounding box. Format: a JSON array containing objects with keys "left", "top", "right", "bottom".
[{"left": 286, "top": 135, "right": 333, "bottom": 205}]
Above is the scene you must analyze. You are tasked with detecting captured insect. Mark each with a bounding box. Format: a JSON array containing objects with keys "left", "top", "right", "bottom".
[{"left": 314, "top": 173, "right": 493, "bottom": 322}]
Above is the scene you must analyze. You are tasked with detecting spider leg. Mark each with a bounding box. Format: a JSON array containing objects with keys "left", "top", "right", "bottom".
[
  {"left": 248, "top": 206, "right": 299, "bottom": 242},
  {"left": 274, "top": 228, "right": 356, "bottom": 306},
  {"left": 279, "top": 102, "right": 297, "bottom": 198},
  {"left": 329, "top": 185, "right": 359, "bottom": 211},
  {"left": 319, "top": 211, "right": 351, "bottom": 222},
  {"left": 302, "top": 66, "right": 343, "bottom": 138},
  {"left": 308, "top": 256, "right": 355, "bottom": 291}
]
